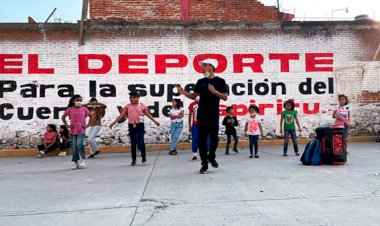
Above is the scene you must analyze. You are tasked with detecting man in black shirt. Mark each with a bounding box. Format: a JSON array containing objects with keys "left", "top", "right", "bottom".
[{"left": 177, "top": 59, "right": 228, "bottom": 174}]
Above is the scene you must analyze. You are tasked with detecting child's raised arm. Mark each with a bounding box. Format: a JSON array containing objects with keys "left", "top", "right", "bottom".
[{"left": 109, "top": 108, "right": 128, "bottom": 129}]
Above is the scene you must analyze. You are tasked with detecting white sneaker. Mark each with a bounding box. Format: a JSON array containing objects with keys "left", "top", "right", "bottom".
[
  {"left": 79, "top": 160, "right": 87, "bottom": 169},
  {"left": 71, "top": 162, "right": 79, "bottom": 170},
  {"left": 58, "top": 152, "right": 66, "bottom": 157}
]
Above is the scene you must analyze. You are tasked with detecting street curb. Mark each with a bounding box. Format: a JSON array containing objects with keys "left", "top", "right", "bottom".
[{"left": 0, "top": 136, "right": 376, "bottom": 158}]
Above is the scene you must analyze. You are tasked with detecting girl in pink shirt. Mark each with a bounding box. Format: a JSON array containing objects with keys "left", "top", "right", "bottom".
[
  {"left": 62, "top": 95, "right": 91, "bottom": 170},
  {"left": 110, "top": 92, "right": 160, "bottom": 166}
]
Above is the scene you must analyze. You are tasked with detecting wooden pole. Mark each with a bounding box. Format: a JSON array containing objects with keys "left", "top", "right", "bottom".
[
  {"left": 79, "top": 0, "right": 89, "bottom": 46},
  {"left": 44, "top": 8, "right": 57, "bottom": 23}
]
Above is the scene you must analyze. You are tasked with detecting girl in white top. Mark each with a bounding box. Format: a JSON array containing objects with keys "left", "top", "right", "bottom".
[
  {"left": 245, "top": 105, "right": 264, "bottom": 158},
  {"left": 169, "top": 99, "right": 184, "bottom": 155}
]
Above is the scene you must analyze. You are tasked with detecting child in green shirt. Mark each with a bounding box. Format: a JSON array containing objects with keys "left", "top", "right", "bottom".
[{"left": 280, "top": 100, "right": 302, "bottom": 156}]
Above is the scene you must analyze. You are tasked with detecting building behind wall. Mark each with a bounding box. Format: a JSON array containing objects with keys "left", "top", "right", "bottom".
[{"left": 0, "top": 1, "right": 379, "bottom": 149}]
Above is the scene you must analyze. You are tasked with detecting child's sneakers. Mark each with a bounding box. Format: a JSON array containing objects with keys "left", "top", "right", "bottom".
[
  {"left": 168, "top": 150, "right": 178, "bottom": 155},
  {"left": 295, "top": 152, "right": 300, "bottom": 156},
  {"left": 71, "top": 162, "right": 79, "bottom": 170},
  {"left": 232, "top": 148, "right": 239, "bottom": 153},
  {"left": 37, "top": 151, "right": 46, "bottom": 158},
  {"left": 79, "top": 159, "right": 87, "bottom": 169},
  {"left": 249, "top": 155, "right": 253, "bottom": 158},
  {"left": 131, "top": 160, "right": 136, "bottom": 166},
  {"left": 142, "top": 158, "right": 147, "bottom": 164},
  {"left": 58, "top": 151, "right": 66, "bottom": 157},
  {"left": 254, "top": 155, "right": 260, "bottom": 158},
  {"left": 191, "top": 154, "right": 198, "bottom": 161},
  {"left": 283, "top": 153, "right": 288, "bottom": 156}
]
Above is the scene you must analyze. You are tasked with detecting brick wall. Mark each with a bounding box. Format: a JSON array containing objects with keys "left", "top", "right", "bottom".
[
  {"left": 89, "top": 0, "right": 278, "bottom": 22},
  {"left": 0, "top": 21, "right": 379, "bottom": 148}
]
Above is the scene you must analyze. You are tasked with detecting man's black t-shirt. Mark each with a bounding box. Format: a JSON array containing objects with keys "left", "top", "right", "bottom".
[{"left": 194, "top": 76, "right": 227, "bottom": 123}]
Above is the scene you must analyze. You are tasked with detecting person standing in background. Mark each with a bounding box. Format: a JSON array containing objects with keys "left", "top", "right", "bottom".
[{"left": 83, "top": 98, "right": 107, "bottom": 159}]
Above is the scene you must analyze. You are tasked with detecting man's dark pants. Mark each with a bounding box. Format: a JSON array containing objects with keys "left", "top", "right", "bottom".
[{"left": 198, "top": 118, "right": 219, "bottom": 166}]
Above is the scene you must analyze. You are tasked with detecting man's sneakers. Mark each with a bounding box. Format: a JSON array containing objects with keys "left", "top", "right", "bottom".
[
  {"left": 254, "top": 155, "right": 260, "bottom": 158},
  {"left": 131, "top": 160, "right": 136, "bottom": 166},
  {"left": 249, "top": 155, "right": 253, "bottom": 158},
  {"left": 210, "top": 160, "right": 219, "bottom": 168},
  {"left": 283, "top": 153, "right": 288, "bottom": 156},
  {"left": 295, "top": 152, "right": 300, "bottom": 156},
  {"left": 199, "top": 165, "right": 208, "bottom": 174},
  {"left": 142, "top": 158, "right": 147, "bottom": 164},
  {"left": 232, "top": 148, "right": 239, "bottom": 153},
  {"left": 191, "top": 155, "right": 198, "bottom": 161}
]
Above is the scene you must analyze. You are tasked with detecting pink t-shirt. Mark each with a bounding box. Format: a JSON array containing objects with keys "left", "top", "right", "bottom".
[
  {"left": 66, "top": 107, "right": 90, "bottom": 135},
  {"left": 246, "top": 116, "right": 261, "bottom": 135},
  {"left": 44, "top": 131, "right": 57, "bottom": 144},
  {"left": 124, "top": 103, "right": 146, "bottom": 124}
]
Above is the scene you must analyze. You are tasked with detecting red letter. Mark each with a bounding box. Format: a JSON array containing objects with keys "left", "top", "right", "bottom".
[
  {"left": 305, "top": 53, "right": 333, "bottom": 72},
  {"left": 193, "top": 54, "right": 227, "bottom": 73},
  {"left": 0, "top": 54, "right": 22, "bottom": 74},
  {"left": 269, "top": 53, "right": 299, "bottom": 72},
  {"left": 155, "top": 54, "right": 188, "bottom": 74},
  {"left": 303, "top": 103, "right": 320, "bottom": 114},
  {"left": 219, "top": 104, "right": 227, "bottom": 116},
  {"left": 259, "top": 104, "right": 274, "bottom": 115},
  {"left": 119, "top": 54, "right": 148, "bottom": 74},
  {"left": 233, "top": 54, "right": 264, "bottom": 73},
  {"left": 232, "top": 104, "right": 248, "bottom": 116},
  {"left": 28, "top": 54, "right": 54, "bottom": 74},
  {"left": 78, "top": 54, "right": 112, "bottom": 74}
]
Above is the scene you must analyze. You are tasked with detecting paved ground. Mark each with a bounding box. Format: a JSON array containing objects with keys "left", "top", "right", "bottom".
[{"left": 0, "top": 142, "right": 379, "bottom": 226}]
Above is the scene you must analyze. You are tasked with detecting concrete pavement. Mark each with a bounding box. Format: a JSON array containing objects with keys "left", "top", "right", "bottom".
[{"left": 0, "top": 142, "right": 379, "bottom": 226}]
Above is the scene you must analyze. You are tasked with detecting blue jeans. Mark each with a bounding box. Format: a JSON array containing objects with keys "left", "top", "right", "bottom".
[
  {"left": 87, "top": 126, "right": 101, "bottom": 154},
  {"left": 248, "top": 135, "right": 259, "bottom": 155},
  {"left": 191, "top": 124, "right": 210, "bottom": 154},
  {"left": 170, "top": 121, "right": 183, "bottom": 150},
  {"left": 283, "top": 129, "right": 299, "bottom": 154},
  {"left": 71, "top": 134, "right": 85, "bottom": 162},
  {"left": 129, "top": 123, "right": 146, "bottom": 161}
]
